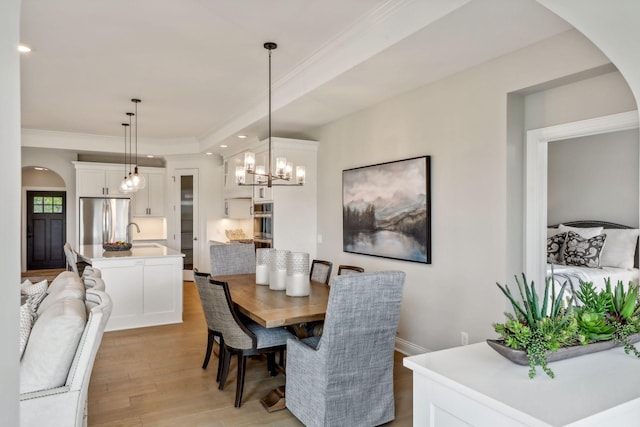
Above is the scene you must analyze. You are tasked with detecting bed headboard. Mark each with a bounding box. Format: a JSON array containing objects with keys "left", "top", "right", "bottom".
[{"left": 549, "top": 220, "right": 639, "bottom": 269}]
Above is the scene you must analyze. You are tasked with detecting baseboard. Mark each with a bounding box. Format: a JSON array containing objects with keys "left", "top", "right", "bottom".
[{"left": 395, "top": 336, "right": 430, "bottom": 356}]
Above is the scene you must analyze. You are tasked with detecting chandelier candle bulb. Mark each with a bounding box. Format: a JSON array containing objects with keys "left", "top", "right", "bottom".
[
  {"left": 255, "top": 248, "right": 271, "bottom": 285},
  {"left": 244, "top": 152, "right": 255, "bottom": 173},
  {"left": 255, "top": 165, "right": 266, "bottom": 183},
  {"left": 296, "top": 166, "right": 306, "bottom": 185},
  {"left": 286, "top": 252, "right": 310, "bottom": 297},
  {"left": 269, "top": 249, "right": 289, "bottom": 291},
  {"left": 276, "top": 157, "right": 287, "bottom": 178},
  {"left": 235, "top": 166, "right": 246, "bottom": 185}
]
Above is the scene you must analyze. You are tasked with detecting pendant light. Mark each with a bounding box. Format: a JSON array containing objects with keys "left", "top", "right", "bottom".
[
  {"left": 238, "top": 42, "right": 305, "bottom": 188},
  {"left": 130, "top": 98, "right": 146, "bottom": 190},
  {"left": 119, "top": 122, "right": 133, "bottom": 194}
]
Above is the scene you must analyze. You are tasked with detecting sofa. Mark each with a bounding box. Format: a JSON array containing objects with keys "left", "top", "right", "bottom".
[{"left": 19, "top": 270, "right": 112, "bottom": 427}]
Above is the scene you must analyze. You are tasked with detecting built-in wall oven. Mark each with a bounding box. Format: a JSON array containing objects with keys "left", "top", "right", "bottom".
[{"left": 253, "top": 202, "right": 273, "bottom": 249}]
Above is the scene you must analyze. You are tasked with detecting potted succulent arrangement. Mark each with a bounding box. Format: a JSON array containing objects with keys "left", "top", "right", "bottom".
[{"left": 489, "top": 274, "right": 640, "bottom": 378}]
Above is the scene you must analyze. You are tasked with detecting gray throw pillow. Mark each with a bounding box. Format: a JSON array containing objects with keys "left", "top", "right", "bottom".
[
  {"left": 547, "top": 232, "right": 566, "bottom": 264},
  {"left": 563, "top": 231, "right": 607, "bottom": 268}
]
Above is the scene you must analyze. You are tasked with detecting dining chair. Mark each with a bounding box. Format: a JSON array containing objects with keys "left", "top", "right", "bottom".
[
  {"left": 210, "top": 243, "right": 256, "bottom": 276},
  {"left": 310, "top": 259, "right": 332, "bottom": 285},
  {"left": 193, "top": 270, "right": 225, "bottom": 382},
  {"left": 337, "top": 264, "right": 364, "bottom": 275},
  {"left": 209, "top": 278, "right": 295, "bottom": 407},
  {"left": 63, "top": 243, "right": 79, "bottom": 275},
  {"left": 286, "top": 271, "right": 406, "bottom": 427}
]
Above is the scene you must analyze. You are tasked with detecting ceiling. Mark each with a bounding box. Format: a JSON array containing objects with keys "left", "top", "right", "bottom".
[{"left": 20, "top": 0, "right": 573, "bottom": 158}]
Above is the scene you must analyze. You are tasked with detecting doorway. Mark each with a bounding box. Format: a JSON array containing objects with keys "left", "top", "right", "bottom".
[
  {"left": 175, "top": 168, "right": 199, "bottom": 281},
  {"left": 26, "top": 191, "right": 66, "bottom": 270}
]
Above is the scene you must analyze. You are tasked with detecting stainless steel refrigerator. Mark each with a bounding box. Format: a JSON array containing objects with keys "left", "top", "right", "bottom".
[{"left": 79, "top": 197, "right": 131, "bottom": 245}]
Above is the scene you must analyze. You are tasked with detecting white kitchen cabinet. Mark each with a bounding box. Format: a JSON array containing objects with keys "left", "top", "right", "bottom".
[
  {"left": 225, "top": 198, "right": 252, "bottom": 218},
  {"left": 222, "top": 151, "right": 255, "bottom": 199},
  {"left": 74, "top": 162, "right": 127, "bottom": 197},
  {"left": 131, "top": 170, "right": 165, "bottom": 217}
]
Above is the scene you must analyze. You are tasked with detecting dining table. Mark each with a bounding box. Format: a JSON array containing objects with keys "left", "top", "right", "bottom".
[
  {"left": 213, "top": 273, "right": 330, "bottom": 328},
  {"left": 212, "top": 272, "right": 330, "bottom": 412}
]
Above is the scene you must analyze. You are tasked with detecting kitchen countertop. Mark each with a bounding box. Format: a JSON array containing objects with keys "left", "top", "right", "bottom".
[{"left": 77, "top": 243, "right": 184, "bottom": 263}]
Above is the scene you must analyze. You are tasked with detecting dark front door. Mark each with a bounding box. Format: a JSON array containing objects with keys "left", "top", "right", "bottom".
[{"left": 26, "top": 191, "right": 66, "bottom": 270}]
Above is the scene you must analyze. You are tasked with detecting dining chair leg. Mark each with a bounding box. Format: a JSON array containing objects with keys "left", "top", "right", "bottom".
[
  {"left": 267, "top": 352, "right": 277, "bottom": 376},
  {"left": 215, "top": 338, "right": 225, "bottom": 383},
  {"left": 219, "top": 346, "right": 232, "bottom": 391},
  {"left": 235, "top": 355, "right": 247, "bottom": 408},
  {"left": 202, "top": 330, "right": 214, "bottom": 369}
]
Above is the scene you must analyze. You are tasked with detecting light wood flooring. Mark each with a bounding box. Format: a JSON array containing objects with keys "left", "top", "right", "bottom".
[{"left": 23, "top": 271, "right": 414, "bottom": 426}]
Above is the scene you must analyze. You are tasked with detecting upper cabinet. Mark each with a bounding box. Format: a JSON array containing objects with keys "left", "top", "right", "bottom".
[
  {"left": 74, "top": 162, "right": 128, "bottom": 197},
  {"left": 131, "top": 170, "right": 165, "bottom": 217},
  {"left": 222, "top": 151, "right": 253, "bottom": 199},
  {"left": 74, "top": 162, "right": 166, "bottom": 217}
]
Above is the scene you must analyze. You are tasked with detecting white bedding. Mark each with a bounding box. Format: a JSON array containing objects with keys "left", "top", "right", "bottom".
[{"left": 546, "top": 264, "right": 639, "bottom": 295}]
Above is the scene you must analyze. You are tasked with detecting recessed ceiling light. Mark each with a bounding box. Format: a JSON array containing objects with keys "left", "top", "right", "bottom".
[
  {"left": 33, "top": 167, "right": 48, "bottom": 171},
  {"left": 206, "top": 152, "right": 214, "bottom": 155},
  {"left": 219, "top": 145, "right": 228, "bottom": 148},
  {"left": 18, "top": 44, "right": 31, "bottom": 53},
  {"left": 146, "top": 155, "right": 155, "bottom": 158},
  {"left": 237, "top": 135, "right": 247, "bottom": 139}
]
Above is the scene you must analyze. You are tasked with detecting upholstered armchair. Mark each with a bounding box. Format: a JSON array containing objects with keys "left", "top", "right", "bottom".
[
  {"left": 286, "top": 271, "right": 405, "bottom": 426},
  {"left": 209, "top": 243, "right": 256, "bottom": 276}
]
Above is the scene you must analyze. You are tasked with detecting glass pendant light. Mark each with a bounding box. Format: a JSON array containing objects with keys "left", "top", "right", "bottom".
[
  {"left": 130, "top": 98, "right": 146, "bottom": 190},
  {"left": 119, "top": 122, "right": 134, "bottom": 193}
]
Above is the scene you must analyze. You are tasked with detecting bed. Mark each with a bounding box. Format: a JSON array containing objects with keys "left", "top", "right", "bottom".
[{"left": 546, "top": 220, "right": 640, "bottom": 295}]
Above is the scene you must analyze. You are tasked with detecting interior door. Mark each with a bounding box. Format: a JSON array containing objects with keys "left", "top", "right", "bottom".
[
  {"left": 26, "top": 191, "right": 66, "bottom": 270},
  {"left": 175, "top": 169, "right": 199, "bottom": 281}
]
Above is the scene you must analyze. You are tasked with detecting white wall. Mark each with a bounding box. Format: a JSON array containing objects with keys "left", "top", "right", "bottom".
[
  {"left": 547, "top": 129, "right": 639, "bottom": 227},
  {"left": 1, "top": 0, "right": 21, "bottom": 422},
  {"left": 312, "top": 29, "right": 621, "bottom": 352}
]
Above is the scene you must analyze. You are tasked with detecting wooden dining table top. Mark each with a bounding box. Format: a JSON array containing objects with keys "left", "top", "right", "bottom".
[{"left": 213, "top": 273, "right": 330, "bottom": 328}]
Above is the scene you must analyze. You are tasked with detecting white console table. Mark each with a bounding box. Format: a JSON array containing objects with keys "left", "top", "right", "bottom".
[{"left": 403, "top": 342, "right": 640, "bottom": 426}]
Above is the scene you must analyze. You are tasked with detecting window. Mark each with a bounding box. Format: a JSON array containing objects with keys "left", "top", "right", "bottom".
[{"left": 33, "top": 196, "right": 63, "bottom": 214}]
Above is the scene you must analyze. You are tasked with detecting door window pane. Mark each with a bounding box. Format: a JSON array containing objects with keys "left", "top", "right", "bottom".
[{"left": 32, "top": 194, "right": 64, "bottom": 214}]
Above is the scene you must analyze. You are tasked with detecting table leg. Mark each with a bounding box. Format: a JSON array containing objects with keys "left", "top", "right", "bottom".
[{"left": 260, "top": 385, "right": 286, "bottom": 412}]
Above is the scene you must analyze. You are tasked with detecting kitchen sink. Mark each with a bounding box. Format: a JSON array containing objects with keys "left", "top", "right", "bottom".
[{"left": 132, "top": 244, "right": 159, "bottom": 248}]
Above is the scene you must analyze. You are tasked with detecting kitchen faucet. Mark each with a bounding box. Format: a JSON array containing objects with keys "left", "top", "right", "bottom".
[{"left": 126, "top": 222, "right": 140, "bottom": 243}]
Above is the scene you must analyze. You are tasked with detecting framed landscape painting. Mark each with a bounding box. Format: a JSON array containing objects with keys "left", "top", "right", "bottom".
[{"left": 342, "top": 156, "right": 431, "bottom": 264}]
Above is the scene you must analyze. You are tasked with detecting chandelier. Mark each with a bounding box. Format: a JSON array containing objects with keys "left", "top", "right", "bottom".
[
  {"left": 119, "top": 98, "right": 146, "bottom": 193},
  {"left": 236, "top": 42, "right": 305, "bottom": 188}
]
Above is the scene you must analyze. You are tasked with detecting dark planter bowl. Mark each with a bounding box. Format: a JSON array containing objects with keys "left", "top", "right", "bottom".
[
  {"left": 103, "top": 242, "right": 132, "bottom": 251},
  {"left": 487, "top": 333, "right": 640, "bottom": 365}
]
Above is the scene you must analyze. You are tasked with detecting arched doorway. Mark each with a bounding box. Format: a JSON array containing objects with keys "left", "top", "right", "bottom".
[{"left": 22, "top": 166, "right": 67, "bottom": 270}]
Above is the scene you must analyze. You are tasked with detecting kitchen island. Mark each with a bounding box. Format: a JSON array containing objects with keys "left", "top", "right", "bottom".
[{"left": 77, "top": 243, "right": 184, "bottom": 331}]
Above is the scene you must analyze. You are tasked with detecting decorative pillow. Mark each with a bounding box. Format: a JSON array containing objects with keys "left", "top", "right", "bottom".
[
  {"left": 19, "top": 300, "right": 36, "bottom": 359},
  {"left": 558, "top": 224, "right": 604, "bottom": 239},
  {"left": 547, "top": 232, "right": 567, "bottom": 264},
  {"left": 563, "top": 231, "right": 607, "bottom": 268},
  {"left": 599, "top": 228, "right": 640, "bottom": 270},
  {"left": 20, "top": 279, "right": 48, "bottom": 311}
]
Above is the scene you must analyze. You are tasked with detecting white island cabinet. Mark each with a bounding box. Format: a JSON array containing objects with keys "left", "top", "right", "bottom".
[
  {"left": 77, "top": 243, "right": 184, "bottom": 331},
  {"left": 403, "top": 343, "right": 640, "bottom": 426}
]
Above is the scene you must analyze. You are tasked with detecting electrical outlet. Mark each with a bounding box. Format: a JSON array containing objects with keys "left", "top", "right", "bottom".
[{"left": 461, "top": 331, "right": 469, "bottom": 346}]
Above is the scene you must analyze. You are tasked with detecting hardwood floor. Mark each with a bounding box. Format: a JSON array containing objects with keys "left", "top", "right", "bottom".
[{"left": 28, "top": 273, "right": 413, "bottom": 426}]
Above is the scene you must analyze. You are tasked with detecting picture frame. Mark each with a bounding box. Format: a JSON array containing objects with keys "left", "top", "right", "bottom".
[{"left": 342, "top": 156, "right": 431, "bottom": 264}]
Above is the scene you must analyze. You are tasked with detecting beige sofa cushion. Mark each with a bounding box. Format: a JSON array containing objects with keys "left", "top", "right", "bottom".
[
  {"left": 20, "top": 297, "right": 87, "bottom": 394},
  {"left": 47, "top": 271, "right": 80, "bottom": 294},
  {"left": 37, "top": 277, "right": 85, "bottom": 315}
]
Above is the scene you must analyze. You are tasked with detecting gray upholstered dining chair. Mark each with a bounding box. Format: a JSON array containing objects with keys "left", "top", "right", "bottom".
[
  {"left": 337, "top": 264, "right": 364, "bottom": 275},
  {"left": 286, "top": 271, "right": 405, "bottom": 427},
  {"left": 63, "top": 243, "right": 79, "bottom": 274},
  {"left": 209, "top": 278, "right": 295, "bottom": 408},
  {"left": 310, "top": 259, "right": 333, "bottom": 284},
  {"left": 193, "top": 270, "right": 225, "bottom": 382},
  {"left": 209, "top": 243, "right": 256, "bottom": 276}
]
